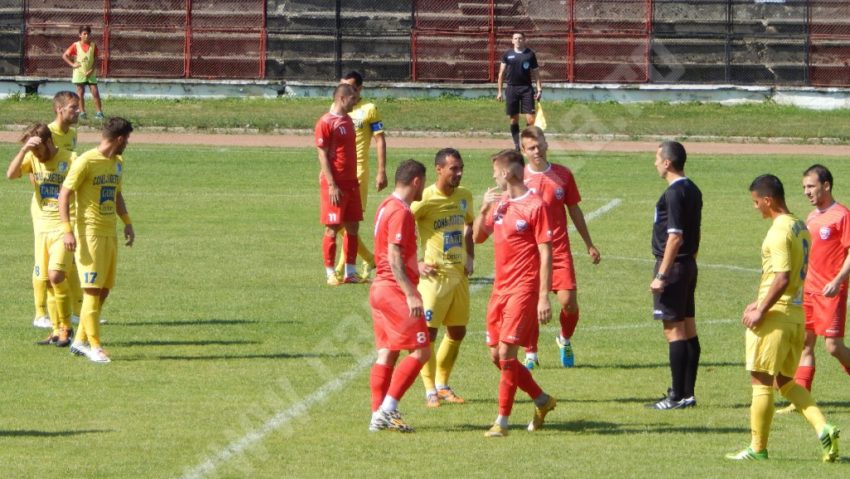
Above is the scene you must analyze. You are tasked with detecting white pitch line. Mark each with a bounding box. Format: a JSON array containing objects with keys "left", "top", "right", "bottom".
[
  {"left": 179, "top": 354, "right": 374, "bottom": 479},
  {"left": 572, "top": 198, "right": 622, "bottom": 229},
  {"left": 606, "top": 255, "right": 761, "bottom": 274}
]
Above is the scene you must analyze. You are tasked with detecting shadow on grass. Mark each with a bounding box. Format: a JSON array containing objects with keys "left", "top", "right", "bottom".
[
  {"left": 729, "top": 400, "right": 850, "bottom": 410},
  {"left": 0, "top": 429, "right": 112, "bottom": 437},
  {"left": 574, "top": 361, "right": 743, "bottom": 370},
  {"left": 445, "top": 420, "right": 748, "bottom": 435},
  {"left": 120, "top": 352, "right": 350, "bottom": 361},
  {"left": 109, "top": 340, "right": 261, "bottom": 347},
  {"left": 114, "top": 319, "right": 292, "bottom": 327},
  {"left": 468, "top": 276, "right": 494, "bottom": 285}
]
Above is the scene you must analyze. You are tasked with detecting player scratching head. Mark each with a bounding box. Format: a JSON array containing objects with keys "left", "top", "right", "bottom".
[
  {"left": 750, "top": 174, "right": 789, "bottom": 219},
  {"left": 19, "top": 123, "right": 57, "bottom": 163},
  {"left": 53, "top": 91, "right": 81, "bottom": 127},
  {"left": 491, "top": 149, "right": 526, "bottom": 193},
  {"left": 434, "top": 148, "right": 464, "bottom": 195},
  {"left": 520, "top": 126, "right": 548, "bottom": 170},
  {"left": 655, "top": 140, "right": 687, "bottom": 182},
  {"left": 332, "top": 83, "right": 359, "bottom": 115},
  {"left": 803, "top": 164, "right": 835, "bottom": 210},
  {"left": 99, "top": 117, "right": 133, "bottom": 158},
  {"left": 394, "top": 159, "right": 426, "bottom": 203}
]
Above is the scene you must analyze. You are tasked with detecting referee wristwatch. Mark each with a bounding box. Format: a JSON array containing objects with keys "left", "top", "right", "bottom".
[{"left": 655, "top": 272, "right": 668, "bottom": 281}]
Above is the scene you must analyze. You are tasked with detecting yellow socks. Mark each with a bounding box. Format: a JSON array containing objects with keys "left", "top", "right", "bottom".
[
  {"left": 750, "top": 385, "right": 773, "bottom": 452},
  {"left": 68, "top": 265, "right": 83, "bottom": 316},
  {"left": 46, "top": 287, "right": 59, "bottom": 333},
  {"left": 420, "top": 342, "right": 437, "bottom": 393},
  {"left": 357, "top": 236, "right": 375, "bottom": 266},
  {"left": 436, "top": 337, "right": 463, "bottom": 387},
  {"left": 79, "top": 293, "right": 102, "bottom": 348},
  {"left": 779, "top": 381, "right": 826, "bottom": 433},
  {"left": 51, "top": 278, "right": 72, "bottom": 330},
  {"left": 33, "top": 277, "right": 49, "bottom": 318}
]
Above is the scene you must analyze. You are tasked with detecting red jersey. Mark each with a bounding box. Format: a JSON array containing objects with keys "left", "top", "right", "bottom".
[
  {"left": 373, "top": 194, "right": 420, "bottom": 288},
  {"left": 314, "top": 111, "right": 357, "bottom": 185},
  {"left": 485, "top": 191, "right": 553, "bottom": 294},
  {"left": 524, "top": 163, "right": 581, "bottom": 254},
  {"left": 65, "top": 42, "right": 98, "bottom": 57},
  {"left": 805, "top": 202, "right": 850, "bottom": 294}
]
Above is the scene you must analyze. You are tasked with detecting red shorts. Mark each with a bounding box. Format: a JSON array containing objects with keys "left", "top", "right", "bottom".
[
  {"left": 319, "top": 177, "right": 363, "bottom": 225},
  {"left": 803, "top": 291, "right": 847, "bottom": 338},
  {"left": 370, "top": 283, "right": 430, "bottom": 350},
  {"left": 485, "top": 291, "right": 537, "bottom": 347},
  {"left": 551, "top": 244, "right": 576, "bottom": 291}
]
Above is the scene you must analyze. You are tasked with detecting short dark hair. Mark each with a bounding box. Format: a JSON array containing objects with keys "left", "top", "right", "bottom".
[
  {"left": 512, "top": 32, "right": 525, "bottom": 38},
  {"left": 659, "top": 141, "right": 686, "bottom": 171},
  {"left": 750, "top": 174, "right": 785, "bottom": 202},
  {"left": 53, "top": 91, "right": 79, "bottom": 110},
  {"left": 804, "top": 164, "right": 833, "bottom": 190},
  {"left": 103, "top": 117, "right": 133, "bottom": 139},
  {"left": 341, "top": 71, "right": 363, "bottom": 87},
  {"left": 333, "top": 83, "right": 355, "bottom": 100},
  {"left": 435, "top": 148, "right": 461, "bottom": 167},
  {"left": 395, "top": 159, "right": 426, "bottom": 185},
  {"left": 79, "top": 25, "right": 91, "bottom": 34}
]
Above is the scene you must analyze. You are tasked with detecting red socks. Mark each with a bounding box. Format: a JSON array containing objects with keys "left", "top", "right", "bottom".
[
  {"left": 369, "top": 363, "right": 393, "bottom": 412},
  {"left": 343, "top": 232, "right": 358, "bottom": 265},
  {"left": 794, "top": 365, "right": 815, "bottom": 391},
  {"left": 386, "top": 356, "right": 424, "bottom": 403},
  {"left": 322, "top": 235, "right": 337, "bottom": 268},
  {"left": 560, "top": 309, "right": 579, "bottom": 339},
  {"left": 516, "top": 361, "right": 543, "bottom": 399},
  {"left": 498, "top": 359, "right": 520, "bottom": 416}
]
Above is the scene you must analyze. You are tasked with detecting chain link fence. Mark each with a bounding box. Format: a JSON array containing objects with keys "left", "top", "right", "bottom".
[{"left": 23, "top": 0, "right": 265, "bottom": 79}]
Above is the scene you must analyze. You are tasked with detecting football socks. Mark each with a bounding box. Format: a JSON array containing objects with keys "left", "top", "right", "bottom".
[
  {"left": 750, "top": 385, "right": 774, "bottom": 452},
  {"left": 779, "top": 381, "right": 826, "bottom": 433}
]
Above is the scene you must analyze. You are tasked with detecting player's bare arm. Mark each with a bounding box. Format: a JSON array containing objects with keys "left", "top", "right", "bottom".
[
  {"left": 532, "top": 68, "right": 542, "bottom": 101},
  {"left": 650, "top": 232, "right": 682, "bottom": 294},
  {"left": 374, "top": 133, "right": 388, "bottom": 191},
  {"left": 5, "top": 137, "right": 42, "bottom": 180},
  {"left": 116, "top": 191, "right": 135, "bottom": 247},
  {"left": 464, "top": 223, "right": 474, "bottom": 276},
  {"left": 538, "top": 242, "right": 553, "bottom": 324},
  {"left": 823, "top": 249, "right": 850, "bottom": 297},
  {"left": 389, "top": 242, "right": 423, "bottom": 318},
  {"left": 742, "top": 271, "right": 789, "bottom": 329},
  {"left": 62, "top": 50, "right": 79, "bottom": 69},
  {"left": 58, "top": 186, "right": 76, "bottom": 252},
  {"left": 316, "top": 145, "right": 340, "bottom": 205},
  {"left": 567, "top": 203, "right": 601, "bottom": 264},
  {"left": 473, "top": 188, "right": 500, "bottom": 243},
  {"left": 496, "top": 63, "right": 506, "bottom": 101}
]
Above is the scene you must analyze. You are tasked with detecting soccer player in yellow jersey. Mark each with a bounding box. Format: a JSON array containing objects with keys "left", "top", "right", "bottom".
[
  {"left": 7, "top": 124, "right": 77, "bottom": 346},
  {"left": 412, "top": 148, "right": 474, "bottom": 407},
  {"left": 59, "top": 117, "right": 135, "bottom": 364},
  {"left": 335, "top": 71, "right": 387, "bottom": 279},
  {"left": 726, "top": 174, "right": 839, "bottom": 462}
]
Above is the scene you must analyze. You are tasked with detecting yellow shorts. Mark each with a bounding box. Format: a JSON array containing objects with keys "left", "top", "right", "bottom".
[
  {"left": 418, "top": 271, "right": 469, "bottom": 329},
  {"left": 76, "top": 235, "right": 117, "bottom": 289},
  {"left": 33, "top": 230, "right": 74, "bottom": 279},
  {"left": 357, "top": 166, "right": 369, "bottom": 210},
  {"left": 745, "top": 308, "right": 805, "bottom": 378}
]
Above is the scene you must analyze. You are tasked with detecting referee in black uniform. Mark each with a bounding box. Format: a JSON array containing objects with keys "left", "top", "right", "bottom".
[
  {"left": 496, "top": 32, "right": 541, "bottom": 151},
  {"left": 648, "top": 141, "right": 703, "bottom": 410}
]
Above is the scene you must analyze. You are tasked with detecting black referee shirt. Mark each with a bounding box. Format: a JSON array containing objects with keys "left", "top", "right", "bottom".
[
  {"left": 501, "top": 48, "right": 538, "bottom": 86},
  {"left": 652, "top": 177, "right": 702, "bottom": 258}
]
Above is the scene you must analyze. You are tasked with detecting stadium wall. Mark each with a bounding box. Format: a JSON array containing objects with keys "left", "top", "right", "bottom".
[{"left": 1, "top": 1, "right": 848, "bottom": 88}]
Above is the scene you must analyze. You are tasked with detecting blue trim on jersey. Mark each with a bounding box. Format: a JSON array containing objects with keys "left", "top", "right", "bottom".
[{"left": 370, "top": 121, "right": 383, "bottom": 132}]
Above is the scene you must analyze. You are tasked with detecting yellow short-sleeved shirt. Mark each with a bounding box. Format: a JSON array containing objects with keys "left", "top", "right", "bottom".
[
  {"left": 62, "top": 148, "right": 124, "bottom": 237},
  {"left": 48, "top": 121, "right": 78, "bottom": 153},
  {"left": 349, "top": 100, "right": 383, "bottom": 170},
  {"left": 758, "top": 213, "right": 810, "bottom": 318},
  {"left": 411, "top": 184, "right": 474, "bottom": 277},
  {"left": 21, "top": 149, "right": 76, "bottom": 233}
]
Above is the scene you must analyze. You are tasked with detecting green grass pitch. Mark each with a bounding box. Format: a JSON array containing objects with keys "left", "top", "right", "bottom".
[{"left": 1, "top": 143, "right": 849, "bottom": 478}]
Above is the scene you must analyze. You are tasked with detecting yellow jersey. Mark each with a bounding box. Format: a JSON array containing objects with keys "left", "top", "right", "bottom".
[
  {"left": 21, "top": 149, "right": 76, "bottom": 233},
  {"left": 411, "top": 184, "right": 474, "bottom": 276},
  {"left": 759, "top": 213, "right": 810, "bottom": 317},
  {"left": 62, "top": 148, "right": 124, "bottom": 237},
  {"left": 48, "top": 121, "right": 77, "bottom": 153},
  {"left": 349, "top": 100, "right": 384, "bottom": 166}
]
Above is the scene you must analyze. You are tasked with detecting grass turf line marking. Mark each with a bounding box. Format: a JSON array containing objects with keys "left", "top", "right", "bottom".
[
  {"left": 606, "top": 255, "right": 760, "bottom": 274},
  {"left": 571, "top": 198, "right": 622, "bottom": 229},
  {"left": 179, "top": 354, "right": 374, "bottom": 479}
]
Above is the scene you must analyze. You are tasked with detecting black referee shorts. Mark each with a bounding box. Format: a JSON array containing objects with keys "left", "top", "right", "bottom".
[
  {"left": 505, "top": 84, "right": 535, "bottom": 116},
  {"left": 653, "top": 256, "right": 698, "bottom": 322}
]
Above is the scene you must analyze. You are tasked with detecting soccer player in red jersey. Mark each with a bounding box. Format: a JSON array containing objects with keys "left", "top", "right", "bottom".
[
  {"left": 779, "top": 164, "right": 850, "bottom": 413},
  {"left": 315, "top": 83, "right": 364, "bottom": 285},
  {"left": 520, "top": 126, "right": 600, "bottom": 369},
  {"left": 368, "top": 159, "right": 430, "bottom": 433},
  {"left": 473, "top": 149, "right": 556, "bottom": 437}
]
